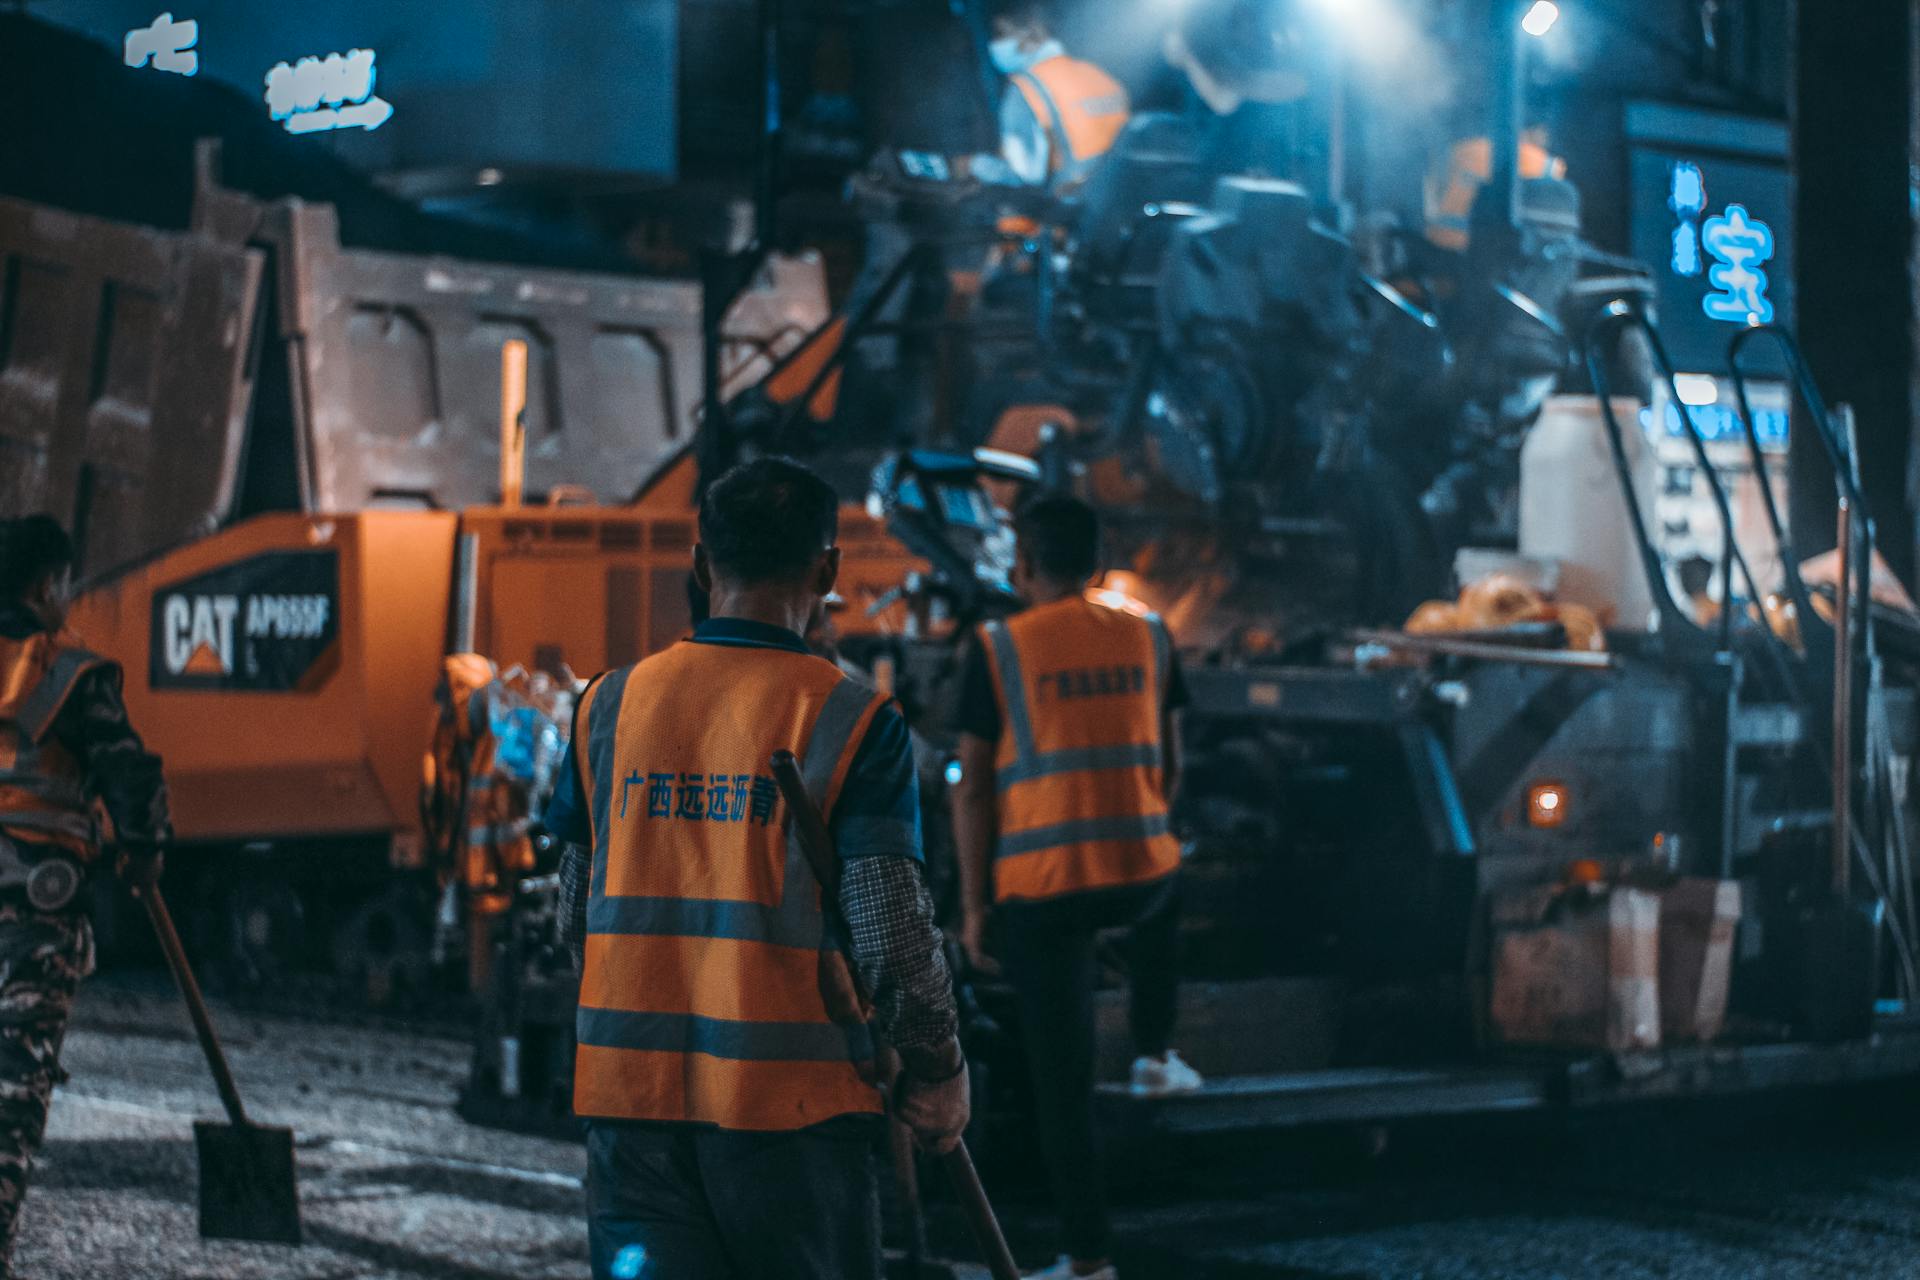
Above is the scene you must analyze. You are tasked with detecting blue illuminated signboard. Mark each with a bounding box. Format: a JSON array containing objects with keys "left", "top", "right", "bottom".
[
  {"left": 265, "top": 48, "right": 392, "bottom": 134},
  {"left": 37, "top": 0, "right": 677, "bottom": 178},
  {"left": 123, "top": 11, "right": 197, "bottom": 75},
  {"left": 1640, "top": 400, "right": 1789, "bottom": 448},
  {"left": 1627, "top": 102, "right": 1791, "bottom": 374}
]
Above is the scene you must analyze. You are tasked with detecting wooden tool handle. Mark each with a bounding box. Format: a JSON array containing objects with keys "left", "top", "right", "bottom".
[
  {"left": 771, "top": 750, "right": 843, "bottom": 895},
  {"left": 770, "top": 749, "right": 1020, "bottom": 1280},
  {"left": 141, "top": 885, "right": 249, "bottom": 1127},
  {"left": 941, "top": 1143, "right": 1022, "bottom": 1280}
]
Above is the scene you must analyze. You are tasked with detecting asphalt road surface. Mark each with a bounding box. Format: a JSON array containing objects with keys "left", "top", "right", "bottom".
[{"left": 22, "top": 976, "right": 1920, "bottom": 1279}]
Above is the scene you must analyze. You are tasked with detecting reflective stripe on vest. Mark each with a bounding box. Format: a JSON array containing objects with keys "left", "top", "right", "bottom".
[
  {"left": 0, "top": 635, "right": 109, "bottom": 859},
  {"left": 1011, "top": 55, "right": 1130, "bottom": 189},
  {"left": 981, "top": 599, "right": 1179, "bottom": 904},
  {"left": 573, "top": 643, "right": 890, "bottom": 1130}
]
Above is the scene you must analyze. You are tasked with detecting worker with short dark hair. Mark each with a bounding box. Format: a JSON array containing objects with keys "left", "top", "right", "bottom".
[
  {"left": 547, "top": 458, "right": 968, "bottom": 1280},
  {"left": 950, "top": 495, "right": 1199, "bottom": 1280},
  {"left": 0, "top": 514, "right": 168, "bottom": 1273}
]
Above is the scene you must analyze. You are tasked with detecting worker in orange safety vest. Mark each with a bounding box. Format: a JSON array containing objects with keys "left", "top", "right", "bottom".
[
  {"left": 950, "top": 495, "right": 1201, "bottom": 1280},
  {"left": 543, "top": 459, "right": 968, "bottom": 1280},
  {"left": 983, "top": 1, "right": 1131, "bottom": 193},
  {"left": 0, "top": 515, "right": 168, "bottom": 1271},
  {"left": 1425, "top": 127, "right": 1569, "bottom": 251}
]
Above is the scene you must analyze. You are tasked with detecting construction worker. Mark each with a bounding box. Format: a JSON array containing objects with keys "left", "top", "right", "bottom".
[
  {"left": 1160, "top": 0, "right": 1311, "bottom": 182},
  {"left": 980, "top": 1, "right": 1131, "bottom": 193},
  {"left": 1425, "top": 124, "right": 1569, "bottom": 251},
  {"left": 545, "top": 459, "right": 968, "bottom": 1280},
  {"left": 0, "top": 515, "right": 167, "bottom": 1274},
  {"left": 950, "top": 495, "right": 1201, "bottom": 1280}
]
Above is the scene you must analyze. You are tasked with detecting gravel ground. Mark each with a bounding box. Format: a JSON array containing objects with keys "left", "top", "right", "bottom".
[
  {"left": 21, "top": 977, "right": 587, "bottom": 1280},
  {"left": 20, "top": 976, "right": 1920, "bottom": 1279}
]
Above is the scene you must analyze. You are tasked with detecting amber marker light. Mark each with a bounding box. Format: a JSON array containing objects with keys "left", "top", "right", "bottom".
[{"left": 1528, "top": 782, "right": 1570, "bottom": 829}]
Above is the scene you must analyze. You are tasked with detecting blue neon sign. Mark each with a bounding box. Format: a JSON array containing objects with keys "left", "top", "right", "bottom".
[
  {"left": 1700, "top": 204, "right": 1777, "bottom": 326},
  {"left": 264, "top": 49, "right": 393, "bottom": 134},
  {"left": 1640, "top": 402, "right": 1789, "bottom": 448},
  {"left": 123, "top": 12, "right": 198, "bottom": 76},
  {"left": 1668, "top": 161, "right": 1705, "bottom": 277}
]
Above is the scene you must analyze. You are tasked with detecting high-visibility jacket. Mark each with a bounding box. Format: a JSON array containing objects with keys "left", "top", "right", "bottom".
[
  {"left": 0, "top": 631, "right": 111, "bottom": 860},
  {"left": 572, "top": 640, "right": 891, "bottom": 1131},
  {"left": 979, "top": 598, "right": 1180, "bottom": 904},
  {"left": 1010, "top": 54, "right": 1131, "bottom": 189},
  {"left": 1425, "top": 136, "right": 1567, "bottom": 251}
]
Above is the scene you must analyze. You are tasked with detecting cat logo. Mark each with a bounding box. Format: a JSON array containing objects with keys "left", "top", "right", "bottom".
[
  {"left": 161, "top": 595, "right": 240, "bottom": 677},
  {"left": 149, "top": 551, "right": 340, "bottom": 692}
]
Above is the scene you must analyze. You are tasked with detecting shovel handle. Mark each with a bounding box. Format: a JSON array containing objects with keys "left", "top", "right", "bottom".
[
  {"left": 771, "top": 751, "right": 1020, "bottom": 1280},
  {"left": 941, "top": 1142, "right": 1021, "bottom": 1280},
  {"left": 141, "top": 885, "right": 249, "bottom": 1128}
]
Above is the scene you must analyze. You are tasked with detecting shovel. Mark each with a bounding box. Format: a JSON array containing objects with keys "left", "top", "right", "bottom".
[{"left": 138, "top": 883, "right": 303, "bottom": 1245}]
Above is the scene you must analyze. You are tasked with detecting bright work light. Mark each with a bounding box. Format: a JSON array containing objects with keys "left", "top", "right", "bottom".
[{"left": 1521, "top": 1, "right": 1560, "bottom": 37}]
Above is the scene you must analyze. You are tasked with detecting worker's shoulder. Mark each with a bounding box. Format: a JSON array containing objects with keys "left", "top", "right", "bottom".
[
  {"left": 591, "top": 641, "right": 866, "bottom": 695},
  {"left": 1006, "top": 596, "right": 1160, "bottom": 637},
  {"left": 1060, "top": 53, "right": 1127, "bottom": 95}
]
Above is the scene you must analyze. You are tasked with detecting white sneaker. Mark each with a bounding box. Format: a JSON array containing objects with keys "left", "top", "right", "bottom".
[
  {"left": 1129, "top": 1049, "right": 1204, "bottom": 1097},
  {"left": 1025, "top": 1257, "right": 1118, "bottom": 1280}
]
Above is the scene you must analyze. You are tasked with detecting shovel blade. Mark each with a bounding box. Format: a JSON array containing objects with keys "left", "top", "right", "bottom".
[{"left": 193, "top": 1120, "right": 302, "bottom": 1245}]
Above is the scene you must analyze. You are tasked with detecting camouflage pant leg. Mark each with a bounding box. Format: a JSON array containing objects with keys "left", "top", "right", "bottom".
[{"left": 0, "top": 904, "right": 93, "bottom": 1277}]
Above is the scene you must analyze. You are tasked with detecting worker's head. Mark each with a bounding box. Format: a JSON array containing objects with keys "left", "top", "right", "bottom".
[
  {"left": 0, "top": 515, "right": 76, "bottom": 631},
  {"left": 1013, "top": 494, "right": 1101, "bottom": 598},
  {"left": 695, "top": 458, "right": 841, "bottom": 622},
  {"left": 989, "top": 0, "right": 1053, "bottom": 71},
  {"left": 1165, "top": 0, "right": 1308, "bottom": 115}
]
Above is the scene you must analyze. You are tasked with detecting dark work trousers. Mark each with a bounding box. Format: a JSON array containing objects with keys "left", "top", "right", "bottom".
[
  {"left": 585, "top": 1117, "right": 882, "bottom": 1280},
  {"left": 998, "top": 874, "right": 1181, "bottom": 1261}
]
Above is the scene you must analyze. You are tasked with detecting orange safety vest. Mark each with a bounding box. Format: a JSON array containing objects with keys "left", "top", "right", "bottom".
[
  {"left": 979, "top": 598, "right": 1180, "bottom": 904},
  {"left": 1426, "top": 136, "right": 1568, "bottom": 251},
  {"left": 1010, "top": 54, "right": 1131, "bottom": 188},
  {"left": 572, "top": 641, "right": 891, "bottom": 1131},
  {"left": 0, "top": 632, "right": 112, "bottom": 860}
]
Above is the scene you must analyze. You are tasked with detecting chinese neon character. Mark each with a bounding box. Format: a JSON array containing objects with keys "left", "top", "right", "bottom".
[
  {"left": 124, "top": 13, "right": 198, "bottom": 76},
  {"left": 646, "top": 773, "right": 674, "bottom": 819},
  {"left": 1672, "top": 223, "right": 1702, "bottom": 277},
  {"left": 1669, "top": 162, "right": 1707, "bottom": 219},
  {"left": 264, "top": 49, "right": 393, "bottom": 134},
  {"left": 1701, "top": 204, "right": 1776, "bottom": 326}
]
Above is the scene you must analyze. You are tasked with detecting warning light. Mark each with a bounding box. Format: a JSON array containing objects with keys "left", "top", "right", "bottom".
[
  {"left": 945, "top": 760, "right": 965, "bottom": 787},
  {"left": 1521, "top": 1, "right": 1560, "bottom": 37},
  {"left": 1086, "top": 572, "right": 1155, "bottom": 618},
  {"left": 1527, "top": 782, "right": 1569, "bottom": 829}
]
